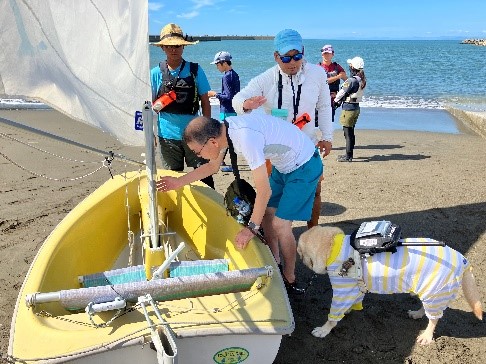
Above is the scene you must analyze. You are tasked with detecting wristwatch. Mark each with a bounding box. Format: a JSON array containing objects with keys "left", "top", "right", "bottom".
[{"left": 247, "top": 221, "right": 260, "bottom": 233}]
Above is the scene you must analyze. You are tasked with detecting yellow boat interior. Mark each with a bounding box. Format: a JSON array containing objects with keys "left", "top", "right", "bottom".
[{"left": 9, "top": 170, "right": 294, "bottom": 362}]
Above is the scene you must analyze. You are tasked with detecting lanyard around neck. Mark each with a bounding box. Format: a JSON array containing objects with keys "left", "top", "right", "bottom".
[{"left": 278, "top": 72, "right": 302, "bottom": 122}]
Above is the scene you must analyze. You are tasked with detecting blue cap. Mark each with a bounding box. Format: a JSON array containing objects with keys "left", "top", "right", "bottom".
[{"left": 274, "top": 29, "right": 303, "bottom": 55}]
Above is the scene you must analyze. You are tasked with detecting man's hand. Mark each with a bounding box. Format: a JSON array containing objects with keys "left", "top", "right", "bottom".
[
  {"left": 234, "top": 227, "right": 255, "bottom": 250},
  {"left": 243, "top": 96, "right": 267, "bottom": 111},
  {"left": 156, "top": 176, "right": 181, "bottom": 192},
  {"left": 317, "top": 140, "right": 332, "bottom": 157}
]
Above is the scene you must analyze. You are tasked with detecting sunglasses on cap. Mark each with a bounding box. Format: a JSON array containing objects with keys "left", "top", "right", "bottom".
[{"left": 278, "top": 52, "right": 304, "bottom": 64}]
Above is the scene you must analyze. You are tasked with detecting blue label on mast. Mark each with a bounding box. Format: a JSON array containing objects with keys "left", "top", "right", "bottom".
[{"left": 134, "top": 111, "right": 143, "bottom": 131}]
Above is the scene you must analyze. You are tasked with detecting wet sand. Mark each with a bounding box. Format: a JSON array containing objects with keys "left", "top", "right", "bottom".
[{"left": 1, "top": 109, "right": 485, "bottom": 363}]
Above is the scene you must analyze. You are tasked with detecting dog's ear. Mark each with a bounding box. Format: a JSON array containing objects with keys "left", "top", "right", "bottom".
[
  {"left": 313, "top": 226, "right": 345, "bottom": 268},
  {"left": 297, "top": 226, "right": 334, "bottom": 274}
]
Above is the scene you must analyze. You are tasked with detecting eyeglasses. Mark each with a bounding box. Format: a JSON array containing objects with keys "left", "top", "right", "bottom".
[
  {"left": 194, "top": 138, "right": 210, "bottom": 157},
  {"left": 278, "top": 53, "right": 304, "bottom": 64}
]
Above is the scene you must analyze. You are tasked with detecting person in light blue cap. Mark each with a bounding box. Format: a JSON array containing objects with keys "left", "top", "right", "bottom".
[{"left": 232, "top": 28, "right": 333, "bottom": 294}]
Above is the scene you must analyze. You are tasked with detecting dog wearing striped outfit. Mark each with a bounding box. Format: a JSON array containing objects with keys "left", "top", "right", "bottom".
[{"left": 297, "top": 226, "right": 483, "bottom": 345}]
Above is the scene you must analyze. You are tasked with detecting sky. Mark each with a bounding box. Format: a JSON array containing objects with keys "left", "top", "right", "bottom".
[{"left": 148, "top": 0, "right": 486, "bottom": 40}]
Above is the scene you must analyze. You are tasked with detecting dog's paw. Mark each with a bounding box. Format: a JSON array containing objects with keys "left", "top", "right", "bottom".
[
  {"left": 311, "top": 326, "right": 332, "bottom": 338},
  {"left": 416, "top": 332, "right": 434, "bottom": 345},
  {"left": 408, "top": 307, "right": 425, "bottom": 320}
]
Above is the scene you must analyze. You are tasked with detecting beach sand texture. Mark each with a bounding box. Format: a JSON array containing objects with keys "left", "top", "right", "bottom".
[{"left": 1, "top": 109, "right": 485, "bottom": 363}]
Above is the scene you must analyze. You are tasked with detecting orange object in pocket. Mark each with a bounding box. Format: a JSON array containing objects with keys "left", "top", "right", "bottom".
[
  {"left": 293, "top": 112, "right": 311, "bottom": 129},
  {"left": 153, "top": 90, "right": 176, "bottom": 112}
]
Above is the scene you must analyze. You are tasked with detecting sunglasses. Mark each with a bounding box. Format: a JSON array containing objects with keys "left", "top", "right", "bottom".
[
  {"left": 164, "top": 45, "right": 182, "bottom": 49},
  {"left": 278, "top": 53, "right": 304, "bottom": 64}
]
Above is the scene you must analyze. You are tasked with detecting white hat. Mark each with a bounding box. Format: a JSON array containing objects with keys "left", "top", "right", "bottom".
[
  {"left": 210, "top": 51, "right": 232, "bottom": 64},
  {"left": 347, "top": 56, "right": 364, "bottom": 70},
  {"left": 321, "top": 45, "right": 334, "bottom": 54}
]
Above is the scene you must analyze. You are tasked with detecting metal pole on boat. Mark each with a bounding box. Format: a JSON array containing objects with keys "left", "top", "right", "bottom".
[{"left": 142, "top": 102, "right": 159, "bottom": 248}]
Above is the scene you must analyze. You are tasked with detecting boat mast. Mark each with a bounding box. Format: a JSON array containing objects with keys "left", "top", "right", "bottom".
[{"left": 142, "top": 102, "right": 159, "bottom": 248}]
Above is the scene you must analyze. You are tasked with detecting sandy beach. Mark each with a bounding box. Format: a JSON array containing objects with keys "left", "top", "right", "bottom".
[{"left": 1, "top": 109, "right": 485, "bottom": 363}]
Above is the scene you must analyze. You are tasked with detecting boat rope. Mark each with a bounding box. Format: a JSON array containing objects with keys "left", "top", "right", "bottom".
[
  {"left": 87, "top": 304, "right": 126, "bottom": 328},
  {"left": 0, "top": 131, "right": 101, "bottom": 164},
  {"left": 0, "top": 116, "right": 145, "bottom": 166},
  {"left": 0, "top": 148, "right": 107, "bottom": 182}
]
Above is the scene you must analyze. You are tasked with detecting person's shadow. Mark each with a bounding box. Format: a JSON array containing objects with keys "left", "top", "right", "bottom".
[{"left": 333, "top": 144, "right": 431, "bottom": 162}]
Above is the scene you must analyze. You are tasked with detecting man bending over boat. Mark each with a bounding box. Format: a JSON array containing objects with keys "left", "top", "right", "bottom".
[{"left": 156, "top": 113, "right": 323, "bottom": 294}]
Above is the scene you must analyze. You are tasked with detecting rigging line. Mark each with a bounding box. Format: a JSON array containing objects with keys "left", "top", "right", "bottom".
[
  {"left": 0, "top": 117, "right": 145, "bottom": 166},
  {"left": 0, "top": 149, "right": 105, "bottom": 182},
  {"left": 16, "top": 0, "right": 149, "bottom": 119},
  {"left": 0, "top": 132, "right": 99, "bottom": 164}
]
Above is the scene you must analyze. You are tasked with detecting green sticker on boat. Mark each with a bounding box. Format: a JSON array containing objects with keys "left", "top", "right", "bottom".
[{"left": 213, "top": 347, "right": 249, "bottom": 363}]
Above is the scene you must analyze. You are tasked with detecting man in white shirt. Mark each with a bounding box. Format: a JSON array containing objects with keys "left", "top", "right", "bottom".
[{"left": 156, "top": 113, "right": 323, "bottom": 294}]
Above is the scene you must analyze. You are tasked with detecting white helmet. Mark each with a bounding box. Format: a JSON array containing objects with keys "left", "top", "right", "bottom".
[{"left": 346, "top": 56, "right": 364, "bottom": 70}]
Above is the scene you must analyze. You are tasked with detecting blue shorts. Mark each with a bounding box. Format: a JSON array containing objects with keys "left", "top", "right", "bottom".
[{"left": 268, "top": 150, "right": 323, "bottom": 221}]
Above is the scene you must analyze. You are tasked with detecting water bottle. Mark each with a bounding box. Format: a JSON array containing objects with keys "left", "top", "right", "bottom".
[
  {"left": 233, "top": 196, "right": 251, "bottom": 224},
  {"left": 153, "top": 90, "right": 176, "bottom": 112}
]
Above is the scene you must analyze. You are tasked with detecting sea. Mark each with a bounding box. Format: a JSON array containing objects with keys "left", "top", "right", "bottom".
[{"left": 2, "top": 39, "right": 486, "bottom": 133}]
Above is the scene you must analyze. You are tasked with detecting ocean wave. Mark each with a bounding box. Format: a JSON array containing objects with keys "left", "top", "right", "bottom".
[
  {"left": 0, "top": 98, "right": 51, "bottom": 109},
  {"left": 3, "top": 96, "right": 486, "bottom": 112}
]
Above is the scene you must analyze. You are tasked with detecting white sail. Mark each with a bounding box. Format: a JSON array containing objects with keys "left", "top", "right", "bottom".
[{"left": 0, "top": 0, "right": 149, "bottom": 146}]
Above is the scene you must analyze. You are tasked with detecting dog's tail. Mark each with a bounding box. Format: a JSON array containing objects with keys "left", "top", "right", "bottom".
[{"left": 462, "top": 266, "right": 483, "bottom": 321}]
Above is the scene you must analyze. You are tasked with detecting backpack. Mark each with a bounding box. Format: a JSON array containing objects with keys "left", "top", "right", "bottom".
[
  {"left": 350, "top": 221, "right": 402, "bottom": 257},
  {"left": 222, "top": 120, "right": 256, "bottom": 224},
  {"left": 158, "top": 60, "right": 200, "bottom": 114},
  {"left": 223, "top": 178, "right": 256, "bottom": 224}
]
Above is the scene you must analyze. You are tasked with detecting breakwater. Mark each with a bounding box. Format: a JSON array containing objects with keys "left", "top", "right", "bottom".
[
  {"left": 148, "top": 35, "right": 273, "bottom": 42},
  {"left": 446, "top": 107, "right": 486, "bottom": 139},
  {"left": 460, "top": 39, "right": 486, "bottom": 46}
]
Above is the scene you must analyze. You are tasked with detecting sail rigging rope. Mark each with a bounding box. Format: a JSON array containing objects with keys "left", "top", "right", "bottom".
[
  {"left": 0, "top": 116, "right": 145, "bottom": 166},
  {"left": 0, "top": 131, "right": 101, "bottom": 164},
  {"left": 0, "top": 149, "right": 106, "bottom": 182}
]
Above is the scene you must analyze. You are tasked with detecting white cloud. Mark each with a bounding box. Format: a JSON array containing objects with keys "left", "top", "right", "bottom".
[
  {"left": 175, "top": 0, "right": 221, "bottom": 20},
  {"left": 177, "top": 11, "right": 199, "bottom": 19},
  {"left": 192, "top": 0, "right": 218, "bottom": 10},
  {"left": 148, "top": 2, "right": 164, "bottom": 11}
]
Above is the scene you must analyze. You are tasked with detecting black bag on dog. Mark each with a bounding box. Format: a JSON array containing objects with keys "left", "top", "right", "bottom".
[
  {"left": 350, "top": 220, "right": 402, "bottom": 257},
  {"left": 222, "top": 120, "right": 256, "bottom": 225}
]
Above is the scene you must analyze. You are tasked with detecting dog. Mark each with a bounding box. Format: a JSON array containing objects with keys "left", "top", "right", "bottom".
[{"left": 297, "top": 226, "right": 483, "bottom": 345}]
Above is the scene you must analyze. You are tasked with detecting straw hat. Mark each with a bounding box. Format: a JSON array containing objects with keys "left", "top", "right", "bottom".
[{"left": 151, "top": 23, "right": 199, "bottom": 46}]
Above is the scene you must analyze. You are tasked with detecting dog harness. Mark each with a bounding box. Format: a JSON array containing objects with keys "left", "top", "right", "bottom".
[{"left": 326, "top": 234, "right": 469, "bottom": 322}]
